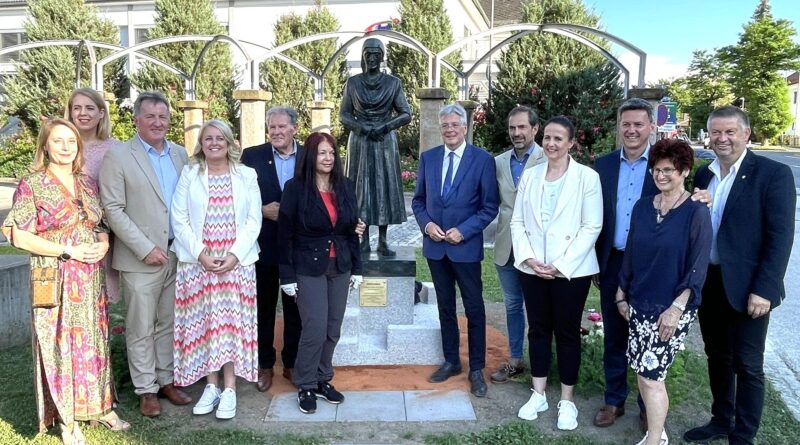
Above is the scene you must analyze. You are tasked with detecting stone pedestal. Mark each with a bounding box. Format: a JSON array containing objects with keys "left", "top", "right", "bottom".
[
  {"left": 0, "top": 256, "right": 31, "bottom": 349},
  {"left": 333, "top": 246, "right": 443, "bottom": 365},
  {"left": 102, "top": 91, "right": 115, "bottom": 119},
  {"left": 234, "top": 89, "right": 272, "bottom": 149},
  {"left": 177, "top": 100, "right": 208, "bottom": 151},
  {"left": 416, "top": 87, "right": 448, "bottom": 154},
  {"left": 457, "top": 100, "right": 479, "bottom": 145},
  {"left": 307, "top": 100, "right": 335, "bottom": 134}
]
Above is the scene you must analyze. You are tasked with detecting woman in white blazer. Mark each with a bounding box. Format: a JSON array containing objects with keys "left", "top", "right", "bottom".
[
  {"left": 511, "top": 116, "right": 603, "bottom": 431},
  {"left": 170, "top": 119, "right": 262, "bottom": 420}
]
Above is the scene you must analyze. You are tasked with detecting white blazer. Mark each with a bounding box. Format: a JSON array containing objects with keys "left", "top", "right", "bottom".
[
  {"left": 171, "top": 163, "right": 262, "bottom": 266},
  {"left": 510, "top": 156, "right": 603, "bottom": 279}
]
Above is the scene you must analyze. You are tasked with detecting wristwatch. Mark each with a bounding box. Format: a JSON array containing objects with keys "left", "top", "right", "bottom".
[{"left": 58, "top": 246, "right": 73, "bottom": 261}]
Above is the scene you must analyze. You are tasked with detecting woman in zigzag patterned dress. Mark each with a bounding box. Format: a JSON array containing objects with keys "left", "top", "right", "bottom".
[{"left": 170, "top": 120, "right": 263, "bottom": 420}]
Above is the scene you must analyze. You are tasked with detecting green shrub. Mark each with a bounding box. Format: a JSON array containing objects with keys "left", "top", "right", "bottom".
[{"left": 0, "top": 127, "right": 35, "bottom": 178}]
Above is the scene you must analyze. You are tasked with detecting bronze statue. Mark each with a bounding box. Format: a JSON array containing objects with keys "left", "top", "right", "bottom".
[{"left": 341, "top": 38, "right": 412, "bottom": 257}]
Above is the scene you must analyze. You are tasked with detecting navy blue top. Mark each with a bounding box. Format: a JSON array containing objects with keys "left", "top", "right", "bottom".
[{"left": 619, "top": 195, "right": 712, "bottom": 315}]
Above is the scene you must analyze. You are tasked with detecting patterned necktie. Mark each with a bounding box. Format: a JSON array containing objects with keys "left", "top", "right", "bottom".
[{"left": 442, "top": 151, "right": 455, "bottom": 197}]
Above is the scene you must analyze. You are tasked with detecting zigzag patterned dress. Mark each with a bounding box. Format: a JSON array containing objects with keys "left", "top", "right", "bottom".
[{"left": 173, "top": 173, "right": 258, "bottom": 385}]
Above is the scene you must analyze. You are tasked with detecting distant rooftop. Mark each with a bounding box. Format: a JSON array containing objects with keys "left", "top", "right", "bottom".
[
  {"left": 788, "top": 71, "right": 799, "bottom": 85},
  {"left": 477, "top": 0, "right": 526, "bottom": 26}
]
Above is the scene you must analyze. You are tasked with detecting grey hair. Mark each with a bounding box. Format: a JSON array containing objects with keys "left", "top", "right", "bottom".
[
  {"left": 267, "top": 106, "right": 299, "bottom": 126},
  {"left": 618, "top": 97, "right": 654, "bottom": 123},
  {"left": 508, "top": 105, "right": 539, "bottom": 127},
  {"left": 439, "top": 103, "right": 468, "bottom": 125},
  {"left": 707, "top": 105, "right": 750, "bottom": 130},
  {"left": 134, "top": 91, "right": 170, "bottom": 117}
]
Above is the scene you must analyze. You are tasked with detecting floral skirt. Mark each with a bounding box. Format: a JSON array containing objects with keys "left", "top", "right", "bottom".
[{"left": 627, "top": 305, "right": 697, "bottom": 381}]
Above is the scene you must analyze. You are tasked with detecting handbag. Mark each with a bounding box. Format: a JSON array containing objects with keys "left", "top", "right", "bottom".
[{"left": 30, "top": 256, "right": 61, "bottom": 308}]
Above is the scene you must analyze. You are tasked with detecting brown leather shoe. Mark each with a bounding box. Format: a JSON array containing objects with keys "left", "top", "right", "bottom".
[
  {"left": 490, "top": 361, "right": 525, "bottom": 383},
  {"left": 257, "top": 368, "right": 274, "bottom": 392},
  {"left": 639, "top": 411, "right": 648, "bottom": 433},
  {"left": 282, "top": 367, "right": 293, "bottom": 383},
  {"left": 593, "top": 404, "right": 625, "bottom": 427},
  {"left": 139, "top": 393, "right": 161, "bottom": 417},
  {"left": 158, "top": 383, "right": 192, "bottom": 405}
]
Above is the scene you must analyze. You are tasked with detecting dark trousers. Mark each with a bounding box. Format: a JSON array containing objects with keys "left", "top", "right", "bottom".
[
  {"left": 520, "top": 273, "right": 591, "bottom": 386},
  {"left": 600, "top": 249, "right": 645, "bottom": 411},
  {"left": 699, "top": 265, "right": 769, "bottom": 444},
  {"left": 255, "top": 261, "right": 301, "bottom": 369},
  {"left": 293, "top": 262, "right": 350, "bottom": 390},
  {"left": 428, "top": 257, "right": 486, "bottom": 371}
]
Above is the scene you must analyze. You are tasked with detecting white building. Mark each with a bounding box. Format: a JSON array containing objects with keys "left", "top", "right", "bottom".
[
  {"left": 787, "top": 71, "right": 799, "bottom": 136},
  {"left": 0, "top": 0, "right": 524, "bottom": 100}
]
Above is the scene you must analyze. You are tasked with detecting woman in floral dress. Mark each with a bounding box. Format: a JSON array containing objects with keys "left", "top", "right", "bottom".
[
  {"left": 171, "top": 119, "right": 262, "bottom": 420},
  {"left": 615, "top": 139, "right": 712, "bottom": 445},
  {"left": 65, "top": 88, "right": 121, "bottom": 303},
  {"left": 2, "top": 119, "right": 128, "bottom": 444}
]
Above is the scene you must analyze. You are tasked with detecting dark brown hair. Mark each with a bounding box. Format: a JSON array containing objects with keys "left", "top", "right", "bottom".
[{"left": 648, "top": 139, "right": 694, "bottom": 173}]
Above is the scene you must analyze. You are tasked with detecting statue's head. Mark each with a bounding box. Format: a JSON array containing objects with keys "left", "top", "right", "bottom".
[{"left": 361, "top": 38, "right": 385, "bottom": 72}]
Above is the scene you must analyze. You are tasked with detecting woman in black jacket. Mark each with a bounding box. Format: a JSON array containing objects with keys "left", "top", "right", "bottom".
[{"left": 277, "top": 131, "right": 363, "bottom": 414}]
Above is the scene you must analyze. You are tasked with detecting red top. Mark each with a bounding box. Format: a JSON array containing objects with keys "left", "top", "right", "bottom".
[{"left": 321, "top": 191, "right": 337, "bottom": 257}]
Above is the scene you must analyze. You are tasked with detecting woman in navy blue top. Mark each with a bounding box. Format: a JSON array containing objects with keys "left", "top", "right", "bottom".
[{"left": 615, "top": 139, "right": 712, "bottom": 445}]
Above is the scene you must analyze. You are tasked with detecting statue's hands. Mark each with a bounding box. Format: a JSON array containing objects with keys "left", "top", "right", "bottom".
[
  {"left": 368, "top": 125, "right": 386, "bottom": 141},
  {"left": 359, "top": 123, "right": 373, "bottom": 136}
]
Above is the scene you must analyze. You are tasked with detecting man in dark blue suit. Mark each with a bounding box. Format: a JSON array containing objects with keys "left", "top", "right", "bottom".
[
  {"left": 240, "top": 106, "right": 304, "bottom": 392},
  {"left": 412, "top": 103, "right": 499, "bottom": 397},
  {"left": 593, "top": 98, "right": 659, "bottom": 429},
  {"left": 684, "top": 106, "right": 795, "bottom": 445}
]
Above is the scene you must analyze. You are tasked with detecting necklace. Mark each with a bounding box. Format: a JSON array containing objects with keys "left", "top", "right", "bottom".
[{"left": 656, "top": 190, "right": 686, "bottom": 224}]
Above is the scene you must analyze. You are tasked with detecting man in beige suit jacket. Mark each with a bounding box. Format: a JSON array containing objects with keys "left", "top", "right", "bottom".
[
  {"left": 99, "top": 92, "right": 191, "bottom": 418},
  {"left": 490, "top": 106, "right": 545, "bottom": 384}
]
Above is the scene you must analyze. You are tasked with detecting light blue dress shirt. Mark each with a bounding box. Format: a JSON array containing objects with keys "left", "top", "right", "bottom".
[
  {"left": 139, "top": 134, "right": 179, "bottom": 239},
  {"left": 510, "top": 144, "right": 535, "bottom": 187},
  {"left": 272, "top": 141, "right": 298, "bottom": 191},
  {"left": 613, "top": 146, "right": 650, "bottom": 250}
]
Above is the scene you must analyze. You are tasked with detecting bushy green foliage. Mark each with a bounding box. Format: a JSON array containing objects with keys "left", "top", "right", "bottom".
[
  {"left": 109, "top": 101, "right": 136, "bottom": 142},
  {"left": 0, "top": 127, "right": 36, "bottom": 178},
  {"left": 666, "top": 51, "right": 733, "bottom": 136},
  {"left": 260, "top": 3, "right": 347, "bottom": 144},
  {"left": 130, "top": 0, "right": 237, "bottom": 145},
  {"left": 476, "top": 0, "right": 623, "bottom": 160},
  {"left": 1, "top": 0, "right": 121, "bottom": 135},
  {"left": 386, "top": 0, "right": 462, "bottom": 156}
]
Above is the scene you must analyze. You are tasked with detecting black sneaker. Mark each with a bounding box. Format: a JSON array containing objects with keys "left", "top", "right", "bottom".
[
  {"left": 297, "top": 389, "right": 317, "bottom": 414},
  {"left": 314, "top": 382, "right": 345, "bottom": 404}
]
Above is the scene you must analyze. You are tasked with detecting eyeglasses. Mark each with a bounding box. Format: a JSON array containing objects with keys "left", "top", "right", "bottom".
[
  {"left": 440, "top": 123, "right": 464, "bottom": 130},
  {"left": 649, "top": 167, "right": 677, "bottom": 177},
  {"left": 73, "top": 199, "right": 88, "bottom": 221}
]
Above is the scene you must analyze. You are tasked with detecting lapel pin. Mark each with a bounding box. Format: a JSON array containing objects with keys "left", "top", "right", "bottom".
[
  {"left": 741, "top": 175, "right": 746, "bottom": 179},
  {"left": 268, "top": 161, "right": 273, "bottom": 165}
]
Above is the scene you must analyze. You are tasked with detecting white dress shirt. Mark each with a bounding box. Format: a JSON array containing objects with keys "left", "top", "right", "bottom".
[
  {"left": 707, "top": 150, "right": 748, "bottom": 264},
  {"left": 441, "top": 141, "right": 467, "bottom": 192}
]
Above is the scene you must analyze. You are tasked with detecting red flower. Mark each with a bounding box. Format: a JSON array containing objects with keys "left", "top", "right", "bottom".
[{"left": 111, "top": 325, "right": 126, "bottom": 335}]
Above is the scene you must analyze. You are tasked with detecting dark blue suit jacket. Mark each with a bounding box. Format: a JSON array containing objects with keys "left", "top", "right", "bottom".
[
  {"left": 594, "top": 149, "right": 659, "bottom": 278},
  {"left": 412, "top": 143, "right": 499, "bottom": 263},
  {"left": 240, "top": 141, "right": 304, "bottom": 265},
  {"left": 694, "top": 151, "right": 795, "bottom": 312}
]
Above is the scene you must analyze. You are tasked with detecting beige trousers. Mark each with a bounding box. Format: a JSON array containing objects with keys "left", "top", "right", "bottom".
[{"left": 120, "top": 253, "right": 178, "bottom": 395}]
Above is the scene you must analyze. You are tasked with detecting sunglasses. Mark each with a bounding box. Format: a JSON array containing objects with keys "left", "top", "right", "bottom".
[{"left": 73, "top": 199, "right": 88, "bottom": 221}]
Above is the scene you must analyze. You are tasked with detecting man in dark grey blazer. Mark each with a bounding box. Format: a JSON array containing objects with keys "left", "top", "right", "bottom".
[{"left": 684, "top": 106, "right": 795, "bottom": 445}]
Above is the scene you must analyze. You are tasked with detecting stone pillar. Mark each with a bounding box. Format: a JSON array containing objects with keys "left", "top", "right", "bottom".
[
  {"left": 306, "top": 100, "right": 335, "bottom": 134},
  {"left": 457, "top": 100, "right": 479, "bottom": 145},
  {"left": 102, "top": 91, "right": 115, "bottom": 117},
  {"left": 233, "top": 89, "right": 272, "bottom": 149},
  {"left": 416, "top": 87, "right": 448, "bottom": 153},
  {"left": 177, "top": 100, "right": 208, "bottom": 151}
]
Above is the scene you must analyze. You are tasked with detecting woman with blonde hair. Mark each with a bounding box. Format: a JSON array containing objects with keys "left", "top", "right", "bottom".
[
  {"left": 65, "top": 87, "right": 122, "bottom": 303},
  {"left": 3, "top": 118, "right": 128, "bottom": 444},
  {"left": 171, "top": 119, "right": 262, "bottom": 420}
]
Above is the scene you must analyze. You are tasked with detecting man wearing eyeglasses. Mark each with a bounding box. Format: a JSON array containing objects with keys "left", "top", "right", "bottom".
[
  {"left": 593, "top": 98, "right": 659, "bottom": 430},
  {"left": 100, "top": 91, "right": 191, "bottom": 417},
  {"left": 411, "top": 103, "right": 499, "bottom": 397}
]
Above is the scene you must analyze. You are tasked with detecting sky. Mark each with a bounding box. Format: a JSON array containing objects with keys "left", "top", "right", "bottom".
[{"left": 584, "top": 0, "right": 800, "bottom": 84}]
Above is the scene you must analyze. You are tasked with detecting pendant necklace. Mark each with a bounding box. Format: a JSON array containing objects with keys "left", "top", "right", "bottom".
[{"left": 656, "top": 191, "right": 686, "bottom": 224}]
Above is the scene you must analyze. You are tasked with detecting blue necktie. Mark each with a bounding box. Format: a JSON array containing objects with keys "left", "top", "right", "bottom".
[{"left": 442, "top": 151, "right": 455, "bottom": 197}]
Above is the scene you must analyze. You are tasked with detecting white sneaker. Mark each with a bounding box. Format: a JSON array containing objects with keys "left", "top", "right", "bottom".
[
  {"left": 557, "top": 400, "right": 578, "bottom": 430},
  {"left": 517, "top": 389, "right": 548, "bottom": 420},
  {"left": 193, "top": 384, "right": 221, "bottom": 415},
  {"left": 215, "top": 388, "right": 236, "bottom": 419},
  {"left": 636, "top": 429, "right": 669, "bottom": 445}
]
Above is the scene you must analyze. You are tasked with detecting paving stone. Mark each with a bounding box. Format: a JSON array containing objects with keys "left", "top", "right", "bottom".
[
  {"left": 335, "top": 391, "right": 406, "bottom": 422},
  {"left": 265, "top": 392, "right": 337, "bottom": 422},
  {"left": 404, "top": 390, "right": 476, "bottom": 422}
]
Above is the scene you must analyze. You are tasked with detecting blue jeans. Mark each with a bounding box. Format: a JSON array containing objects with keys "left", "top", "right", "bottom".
[{"left": 495, "top": 258, "right": 526, "bottom": 360}]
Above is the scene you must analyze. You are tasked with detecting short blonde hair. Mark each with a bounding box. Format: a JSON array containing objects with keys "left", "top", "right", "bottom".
[
  {"left": 31, "top": 118, "right": 85, "bottom": 174},
  {"left": 191, "top": 119, "right": 241, "bottom": 170},
  {"left": 64, "top": 88, "right": 111, "bottom": 140}
]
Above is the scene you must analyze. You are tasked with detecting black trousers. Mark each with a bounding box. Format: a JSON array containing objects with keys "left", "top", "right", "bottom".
[
  {"left": 520, "top": 273, "right": 591, "bottom": 386},
  {"left": 699, "top": 265, "right": 770, "bottom": 445},
  {"left": 255, "top": 261, "right": 302, "bottom": 370},
  {"left": 427, "top": 257, "right": 486, "bottom": 372},
  {"left": 600, "top": 249, "right": 645, "bottom": 411}
]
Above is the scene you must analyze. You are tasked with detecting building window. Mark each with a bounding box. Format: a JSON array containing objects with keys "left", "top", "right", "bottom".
[
  {"left": 119, "top": 26, "right": 129, "bottom": 47},
  {"left": 794, "top": 91, "right": 797, "bottom": 104},
  {"left": 134, "top": 28, "right": 151, "bottom": 45},
  {"left": 0, "top": 32, "right": 27, "bottom": 63}
]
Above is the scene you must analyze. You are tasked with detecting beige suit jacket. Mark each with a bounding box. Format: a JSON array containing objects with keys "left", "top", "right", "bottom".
[
  {"left": 99, "top": 136, "right": 188, "bottom": 273},
  {"left": 493, "top": 144, "right": 545, "bottom": 266}
]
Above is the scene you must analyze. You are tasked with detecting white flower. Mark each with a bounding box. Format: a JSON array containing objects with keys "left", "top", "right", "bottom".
[{"left": 642, "top": 351, "right": 659, "bottom": 371}]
